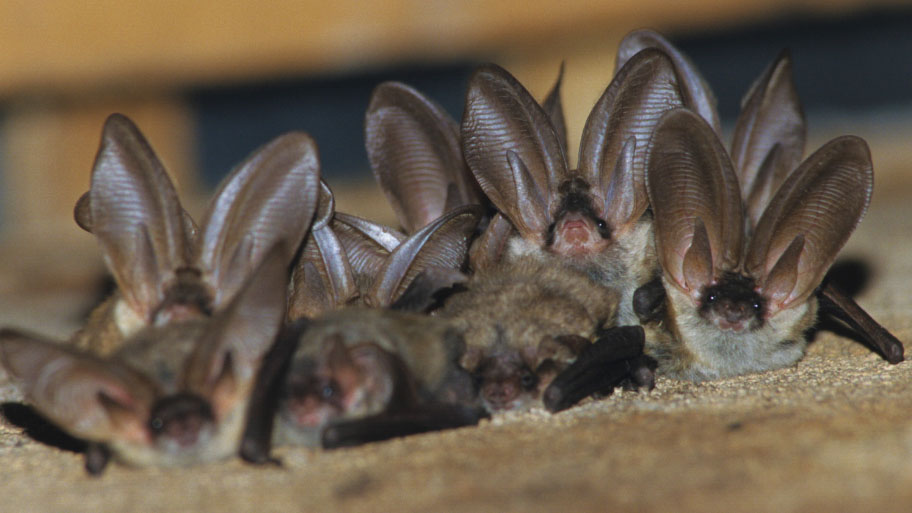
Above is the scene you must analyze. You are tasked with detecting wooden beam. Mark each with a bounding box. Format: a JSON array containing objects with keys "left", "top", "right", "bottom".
[{"left": 0, "top": 0, "right": 901, "bottom": 97}]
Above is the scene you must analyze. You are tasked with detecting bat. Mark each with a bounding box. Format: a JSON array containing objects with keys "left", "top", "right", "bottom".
[
  {"left": 0, "top": 113, "right": 320, "bottom": 472},
  {"left": 643, "top": 106, "right": 875, "bottom": 380}
]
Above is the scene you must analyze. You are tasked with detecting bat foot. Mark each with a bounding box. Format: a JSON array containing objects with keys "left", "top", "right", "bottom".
[{"left": 84, "top": 443, "right": 110, "bottom": 476}]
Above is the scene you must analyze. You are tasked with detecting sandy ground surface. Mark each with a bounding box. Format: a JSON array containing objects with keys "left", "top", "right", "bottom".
[{"left": 0, "top": 176, "right": 911, "bottom": 513}]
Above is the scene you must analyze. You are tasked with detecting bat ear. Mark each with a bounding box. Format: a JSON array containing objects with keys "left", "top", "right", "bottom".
[
  {"left": 468, "top": 212, "right": 516, "bottom": 272},
  {"left": 367, "top": 205, "right": 481, "bottom": 307},
  {"left": 0, "top": 328, "right": 155, "bottom": 444},
  {"left": 184, "top": 244, "right": 289, "bottom": 417},
  {"left": 615, "top": 29, "right": 721, "bottom": 134},
  {"left": 197, "top": 132, "right": 320, "bottom": 309},
  {"left": 347, "top": 343, "right": 396, "bottom": 409},
  {"left": 730, "top": 50, "right": 806, "bottom": 228},
  {"left": 746, "top": 136, "right": 873, "bottom": 313},
  {"left": 459, "top": 345, "right": 484, "bottom": 373},
  {"left": 646, "top": 108, "right": 743, "bottom": 299},
  {"left": 461, "top": 64, "right": 566, "bottom": 242},
  {"left": 541, "top": 62, "right": 568, "bottom": 157},
  {"left": 579, "top": 48, "right": 685, "bottom": 234},
  {"left": 88, "top": 113, "right": 192, "bottom": 323},
  {"left": 288, "top": 183, "right": 360, "bottom": 320},
  {"left": 366, "top": 81, "right": 483, "bottom": 233}
]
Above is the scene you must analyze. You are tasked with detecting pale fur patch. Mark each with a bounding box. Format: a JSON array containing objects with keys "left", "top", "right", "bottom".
[
  {"left": 662, "top": 278, "right": 815, "bottom": 381},
  {"left": 113, "top": 299, "right": 146, "bottom": 340}
]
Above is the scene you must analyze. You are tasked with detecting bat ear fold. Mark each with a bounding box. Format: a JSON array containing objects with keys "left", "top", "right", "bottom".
[
  {"left": 731, "top": 50, "right": 806, "bottom": 228},
  {"left": 646, "top": 108, "right": 743, "bottom": 299},
  {"left": 89, "top": 114, "right": 193, "bottom": 324},
  {"left": 0, "top": 329, "right": 155, "bottom": 444},
  {"left": 197, "top": 132, "right": 321, "bottom": 309},
  {"left": 580, "top": 48, "right": 686, "bottom": 234},
  {"left": 461, "top": 64, "right": 566, "bottom": 243},
  {"left": 746, "top": 136, "right": 873, "bottom": 313},
  {"left": 366, "top": 81, "right": 482, "bottom": 232},
  {"left": 615, "top": 29, "right": 721, "bottom": 134},
  {"left": 368, "top": 206, "right": 481, "bottom": 307},
  {"left": 184, "top": 244, "right": 289, "bottom": 416}
]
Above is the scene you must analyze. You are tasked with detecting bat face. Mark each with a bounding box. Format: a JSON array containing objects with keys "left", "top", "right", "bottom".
[
  {"left": 696, "top": 272, "right": 766, "bottom": 333},
  {"left": 272, "top": 308, "right": 473, "bottom": 447},
  {"left": 546, "top": 177, "right": 613, "bottom": 258}
]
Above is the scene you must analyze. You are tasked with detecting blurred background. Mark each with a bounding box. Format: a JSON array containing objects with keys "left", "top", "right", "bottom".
[{"left": 0, "top": 0, "right": 910, "bottom": 336}]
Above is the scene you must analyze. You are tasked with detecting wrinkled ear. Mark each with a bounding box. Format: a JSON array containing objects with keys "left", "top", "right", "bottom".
[
  {"left": 75, "top": 190, "right": 200, "bottom": 244},
  {"left": 0, "top": 328, "right": 155, "bottom": 443},
  {"left": 288, "top": 235, "right": 358, "bottom": 321},
  {"left": 366, "top": 81, "right": 482, "bottom": 232},
  {"left": 541, "top": 62, "right": 568, "bottom": 157},
  {"left": 462, "top": 64, "right": 566, "bottom": 241},
  {"left": 646, "top": 109, "right": 743, "bottom": 298},
  {"left": 367, "top": 206, "right": 481, "bottom": 307},
  {"left": 458, "top": 345, "right": 484, "bottom": 373},
  {"left": 615, "top": 29, "right": 721, "bottom": 134},
  {"left": 536, "top": 335, "right": 588, "bottom": 368},
  {"left": 731, "top": 49, "right": 806, "bottom": 225},
  {"left": 468, "top": 212, "right": 516, "bottom": 272},
  {"left": 287, "top": 183, "right": 359, "bottom": 320},
  {"left": 332, "top": 213, "right": 404, "bottom": 279},
  {"left": 389, "top": 266, "right": 467, "bottom": 313},
  {"left": 746, "top": 136, "right": 872, "bottom": 313},
  {"left": 580, "top": 49, "right": 685, "bottom": 232},
  {"left": 184, "top": 244, "right": 289, "bottom": 414},
  {"left": 348, "top": 343, "right": 396, "bottom": 410},
  {"left": 89, "top": 113, "right": 191, "bottom": 323},
  {"left": 197, "top": 132, "right": 320, "bottom": 308}
]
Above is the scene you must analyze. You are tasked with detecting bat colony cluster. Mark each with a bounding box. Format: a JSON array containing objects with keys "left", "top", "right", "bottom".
[{"left": 0, "top": 29, "right": 904, "bottom": 475}]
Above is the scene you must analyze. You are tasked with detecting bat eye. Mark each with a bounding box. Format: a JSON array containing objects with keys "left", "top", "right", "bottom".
[
  {"left": 150, "top": 417, "right": 164, "bottom": 433},
  {"left": 752, "top": 301, "right": 761, "bottom": 311},
  {"left": 321, "top": 382, "right": 337, "bottom": 400},
  {"left": 595, "top": 218, "right": 611, "bottom": 239},
  {"left": 706, "top": 294, "right": 717, "bottom": 304},
  {"left": 520, "top": 371, "right": 538, "bottom": 390}
]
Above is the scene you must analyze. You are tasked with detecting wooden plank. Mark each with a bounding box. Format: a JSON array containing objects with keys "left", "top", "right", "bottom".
[{"left": 0, "top": 0, "right": 902, "bottom": 97}]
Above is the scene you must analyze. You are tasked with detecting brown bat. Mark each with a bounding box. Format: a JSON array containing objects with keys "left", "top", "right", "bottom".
[
  {"left": 0, "top": 114, "right": 320, "bottom": 473},
  {"left": 0, "top": 245, "right": 289, "bottom": 473},
  {"left": 365, "top": 81, "right": 488, "bottom": 233},
  {"left": 69, "top": 114, "right": 320, "bottom": 356},
  {"left": 439, "top": 256, "right": 642, "bottom": 413},
  {"left": 459, "top": 48, "right": 694, "bottom": 327},
  {"left": 245, "top": 308, "right": 480, "bottom": 453},
  {"left": 642, "top": 107, "right": 875, "bottom": 380},
  {"left": 240, "top": 204, "right": 483, "bottom": 460},
  {"left": 628, "top": 42, "right": 903, "bottom": 365}
]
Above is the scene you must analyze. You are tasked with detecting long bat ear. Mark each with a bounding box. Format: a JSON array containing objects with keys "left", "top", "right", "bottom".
[
  {"left": 0, "top": 328, "right": 156, "bottom": 444},
  {"left": 745, "top": 136, "right": 872, "bottom": 315},
  {"left": 615, "top": 29, "right": 721, "bottom": 134},
  {"left": 541, "top": 62, "right": 568, "bottom": 157},
  {"left": 730, "top": 50, "right": 806, "bottom": 228},
  {"left": 646, "top": 108, "right": 743, "bottom": 300},
  {"left": 366, "top": 81, "right": 482, "bottom": 233},
  {"left": 461, "top": 64, "right": 566, "bottom": 243},
  {"left": 468, "top": 212, "right": 516, "bottom": 272},
  {"left": 287, "top": 182, "right": 359, "bottom": 320},
  {"left": 89, "top": 114, "right": 192, "bottom": 323},
  {"left": 184, "top": 244, "right": 288, "bottom": 418},
  {"left": 197, "top": 132, "right": 320, "bottom": 309},
  {"left": 579, "top": 48, "right": 685, "bottom": 235},
  {"left": 367, "top": 206, "right": 482, "bottom": 307}
]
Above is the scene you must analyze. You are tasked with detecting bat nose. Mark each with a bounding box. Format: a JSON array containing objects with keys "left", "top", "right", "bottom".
[{"left": 483, "top": 382, "right": 518, "bottom": 409}]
